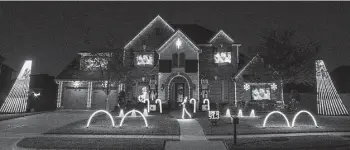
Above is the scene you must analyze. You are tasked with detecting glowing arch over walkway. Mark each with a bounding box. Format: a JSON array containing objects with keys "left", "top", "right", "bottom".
[
  {"left": 203, "top": 99, "right": 210, "bottom": 111},
  {"left": 263, "top": 111, "right": 290, "bottom": 127},
  {"left": 291, "top": 110, "right": 318, "bottom": 127},
  {"left": 119, "top": 109, "right": 148, "bottom": 128},
  {"left": 86, "top": 110, "right": 115, "bottom": 127},
  {"left": 155, "top": 99, "right": 162, "bottom": 113},
  {"left": 190, "top": 98, "right": 197, "bottom": 113}
]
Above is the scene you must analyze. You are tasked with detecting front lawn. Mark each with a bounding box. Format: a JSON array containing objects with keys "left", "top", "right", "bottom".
[
  {"left": 45, "top": 113, "right": 180, "bottom": 135},
  {"left": 17, "top": 137, "right": 171, "bottom": 150},
  {"left": 197, "top": 112, "right": 350, "bottom": 135}
]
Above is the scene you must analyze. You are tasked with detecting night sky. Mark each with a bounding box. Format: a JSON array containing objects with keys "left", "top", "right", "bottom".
[{"left": 0, "top": 2, "right": 349, "bottom": 77}]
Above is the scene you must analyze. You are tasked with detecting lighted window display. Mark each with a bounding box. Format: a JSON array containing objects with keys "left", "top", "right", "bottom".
[
  {"left": 81, "top": 57, "right": 108, "bottom": 71},
  {"left": 251, "top": 86, "right": 271, "bottom": 100},
  {"left": 136, "top": 54, "right": 153, "bottom": 65},
  {"left": 214, "top": 52, "right": 231, "bottom": 63}
]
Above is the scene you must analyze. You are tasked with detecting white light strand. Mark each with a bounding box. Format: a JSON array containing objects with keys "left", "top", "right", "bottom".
[
  {"left": 316, "top": 60, "right": 348, "bottom": 116},
  {"left": 209, "top": 30, "right": 234, "bottom": 43},
  {"left": 0, "top": 60, "right": 32, "bottom": 113},
  {"left": 87, "top": 82, "right": 92, "bottom": 108},
  {"left": 119, "top": 109, "right": 148, "bottom": 127}
]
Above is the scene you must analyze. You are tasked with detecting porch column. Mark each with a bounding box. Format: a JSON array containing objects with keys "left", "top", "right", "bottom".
[
  {"left": 87, "top": 81, "right": 92, "bottom": 109},
  {"left": 57, "top": 81, "right": 63, "bottom": 109}
]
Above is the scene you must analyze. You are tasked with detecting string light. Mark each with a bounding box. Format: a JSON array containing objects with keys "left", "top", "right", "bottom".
[
  {"left": 263, "top": 111, "right": 291, "bottom": 127},
  {"left": 209, "top": 30, "right": 234, "bottom": 43},
  {"left": 0, "top": 60, "right": 32, "bottom": 113},
  {"left": 119, "top": 109, "right": 148, "bottom": 128},
  {"left": 203, "top": 99, "right": 210, "bottom": 111},
  {"left": 72, "top": 81, "right": 81, "bottom": 88},
  {"left": 291, "top": 110, "right": 318, "bottom": 127},
  {"left": 86, "top": 110, "right": 115, "bottom": 128},
  {"left": 316, "top": 60, "right": 348, "bottom": 116}
]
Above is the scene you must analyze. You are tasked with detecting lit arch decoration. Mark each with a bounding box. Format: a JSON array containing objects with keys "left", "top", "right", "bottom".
[
  {"left": 203, "top": 99, "right": 210, "bottom": 111},
  {"left": 86, "top": 110, "right": 115, "bottom": 128},
  {"left": 190, "top": 98, "right": 197, "bottom": 113},
  {"left": 291, "top": 110, "right": 318, "bottom": 127},
  {"left": 263, "top": 111, "right": 290, "bottom": 127},
  {"left": 155, "top": 99, "right": 162, "bottom": 113},
  {"left": 164, "top": 72, "right": 195, "bottom": 101},
  {"left": 119, "top": 109, "right": 148, "bottom": 128}
]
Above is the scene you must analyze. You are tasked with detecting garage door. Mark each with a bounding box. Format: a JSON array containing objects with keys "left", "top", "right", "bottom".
[{"left": 62, "top": 89, "right": 87, "bottom": 109}]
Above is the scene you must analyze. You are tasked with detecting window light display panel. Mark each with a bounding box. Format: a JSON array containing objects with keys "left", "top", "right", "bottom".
[
  {"left": 251, "top": 85, "right": 271, "bottom": 100},
  {"left": 214, "top": 52, "right": 231, "bottom": 63},
  {"left": 81, "top": 56, "right": 108, "bottom": 71},
  {"left": 136, "top": 54, "right": 154, "bottom": 65}
]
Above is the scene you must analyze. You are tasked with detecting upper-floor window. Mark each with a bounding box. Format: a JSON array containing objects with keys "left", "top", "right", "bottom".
[
  {"left": 136, "top": 53, "right": 154, "bottom": 66},
  {"left": 172, "top": 52, "right": 185, "bottom": 68},
  {"left": 214, "top": 52, "right": 231, "bottom": 64}
]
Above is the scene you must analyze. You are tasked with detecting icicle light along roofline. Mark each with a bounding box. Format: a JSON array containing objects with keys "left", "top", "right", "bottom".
[{"left": 0, "top": 60, "right": 32, "bottom": 113}]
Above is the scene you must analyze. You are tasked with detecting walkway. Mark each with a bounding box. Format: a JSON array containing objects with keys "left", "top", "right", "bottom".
[{"left": 165, "top": 118, "right": 227, "bottom": 150}]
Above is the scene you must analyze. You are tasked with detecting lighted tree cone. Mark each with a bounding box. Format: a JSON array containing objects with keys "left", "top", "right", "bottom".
[
  {"left": 119, "top": 109, "right": 148, "bottom": 128},
  {"left": 190, "top": 98, "right": 197, "bottom": 113},
  {"left": 316, "top": 60, "right": 349, "bottom": 116},
  {"left": 237, "top": 109, "right": 243, "bottom": 117},
  {"left": 263, "top": 111, "right": 291, "bottom": 127},
  {"left": 249, "top": 109, "right": 256, "bottom": 117},
  {"left": 131, "top": 110, "right": 137, "bottom": 117},
  {"left": 0, "top": 60, "right": 32, "bottom": 113},
  {"left": 225, "top": 109, "right": 231, "bottom": 117},
  {"left": 143, "top": 108, "right": 148, "bottom": 116},
  {"left": 155, "top": 99, "right": 162, "bottom": 113},
  {"left": 118, "top": 109, "right": 124, "bottom": 117},
  {"left": 86, "top": 110, "right": 115, "bottom": 128}
]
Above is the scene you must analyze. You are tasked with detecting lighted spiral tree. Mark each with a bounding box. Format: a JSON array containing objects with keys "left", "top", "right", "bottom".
[{"left": 316, "top": 60, "right": 348, "bottom": 116}]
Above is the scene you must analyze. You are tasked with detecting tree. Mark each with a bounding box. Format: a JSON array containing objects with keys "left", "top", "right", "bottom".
[
  {"left": 81, "top": 50, "right": 132, "bottom": 111},
  {"left": 252, "top": 29, "right": 321, "bottom": 86}
]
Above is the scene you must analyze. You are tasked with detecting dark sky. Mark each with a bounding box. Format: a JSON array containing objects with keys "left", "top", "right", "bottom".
[{"left": 0, "top": 2, "right": 349, "bottom": 77}]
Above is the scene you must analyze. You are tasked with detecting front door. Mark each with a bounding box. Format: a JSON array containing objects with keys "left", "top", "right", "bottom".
[{"left": 171, "top": 83, "right": 185, "bottom": 109}]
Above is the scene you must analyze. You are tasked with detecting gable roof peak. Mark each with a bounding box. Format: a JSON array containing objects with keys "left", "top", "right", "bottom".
[
  {"left": 157, "top": 29, "right": 201, "bottom": 53},
  {"left": 123, "top": 15, "right": 175, "bottom": 50},
  {"left": 209, "top": 29, "right": 234, "bottom": 44}
]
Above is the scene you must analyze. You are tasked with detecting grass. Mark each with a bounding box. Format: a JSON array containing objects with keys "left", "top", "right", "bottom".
[
  {"left": 196, "top": 112, "right": 350, "bottom": 135},
  {"left": 45, "top": 112, "right": 180, "bottom": 135},
  {"left": 17, "top": 137, "right": 173, "bottom": 150}
]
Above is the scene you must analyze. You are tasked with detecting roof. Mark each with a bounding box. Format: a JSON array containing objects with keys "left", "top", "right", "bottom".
[{"left": 170, "top": 24, "right": 215, "bottom": 44}]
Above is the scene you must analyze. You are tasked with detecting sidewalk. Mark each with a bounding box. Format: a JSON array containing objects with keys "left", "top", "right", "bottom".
[
  {"left": 0, "top": 111, "right": 49, "bottom": 121},
  {"left": 164, "top": 119, "right": 227, "bottom": 150}
]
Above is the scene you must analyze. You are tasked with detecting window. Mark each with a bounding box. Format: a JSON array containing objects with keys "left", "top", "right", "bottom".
[
  {"left": 136, "top": 54, "right": 154, "bottom": 66},
  {"left": 155, "top": 27, "right": 162, "bottom": 36},
  {"left": 159, "top": 60, "right": 172, "bottom": 73},
  {"left": 172, "top": 53, "right": 185, "bottom": 68},
  {"left": 214, "top": 52, "right": 231, "bottom": 64},
  {"left": 185, "top": 60, "right": 198, "bottom": 73}
]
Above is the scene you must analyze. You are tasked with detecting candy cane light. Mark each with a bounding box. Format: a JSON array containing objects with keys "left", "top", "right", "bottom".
[
  {"left": 203, "top": 99, "right": 210, "bottom": 111},
  {"left": 190, "top": 98, "right": 197, "bottom": 113},
  {"left": 155, "top": 99, "right": 162, "bottom": 113}
]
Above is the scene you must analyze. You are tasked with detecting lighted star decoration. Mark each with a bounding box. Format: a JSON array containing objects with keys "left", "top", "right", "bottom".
[
  {"left": 244, "top": 83, "right": 250, "bottom": 91},
  {"left": 176, "top": 38, "right": 182, "bottom": 49},
  {"left": 271, "top": 83, "right": 277, "bottom": 91}
]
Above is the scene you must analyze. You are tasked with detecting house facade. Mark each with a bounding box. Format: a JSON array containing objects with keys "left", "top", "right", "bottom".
[{"left": 55, "top": 16, "right": 284, "bottom": 112}]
